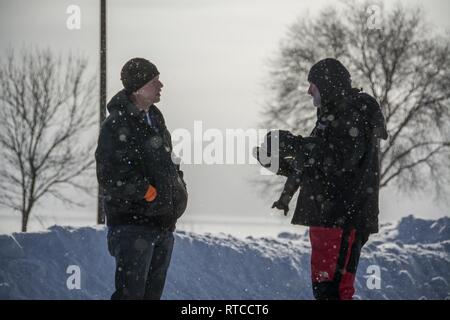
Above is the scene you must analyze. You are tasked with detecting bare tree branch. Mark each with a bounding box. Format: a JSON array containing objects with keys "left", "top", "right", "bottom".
[
  {"left": 259, "top": 1, "right": 450, "bottom": 200},
  {"left": 0, "top": 48, "right": 97, "bottom": 231}
]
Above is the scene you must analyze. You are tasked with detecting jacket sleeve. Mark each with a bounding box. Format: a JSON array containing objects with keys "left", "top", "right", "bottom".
[
  {"left": 279, "top": 172, "right": 302, "bottom": 200},
  {"left": 300, "top": 110, "right": 367, "bottom": 175},
  {"left": 95, "top": 121, "right": 150, "bottom": 201},
  {"left": 163, "top": 121, "right": 187, "bottom": 189}
]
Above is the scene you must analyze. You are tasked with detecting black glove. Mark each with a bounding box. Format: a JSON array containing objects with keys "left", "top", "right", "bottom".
[{"left": 271, "top": 193, "right": 292, "bottom": 216}]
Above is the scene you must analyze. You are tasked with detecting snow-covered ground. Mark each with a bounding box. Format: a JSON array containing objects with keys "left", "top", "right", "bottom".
[{"left": 0, "top": 215, "right": 448, "bottom": 300}]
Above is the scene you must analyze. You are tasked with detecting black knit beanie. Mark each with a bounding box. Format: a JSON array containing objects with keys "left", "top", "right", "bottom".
[{"left": 120, "top": 58, "right": 160, "bottom": 94}]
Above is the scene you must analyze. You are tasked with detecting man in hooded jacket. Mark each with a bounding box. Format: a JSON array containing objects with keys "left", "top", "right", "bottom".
[
  {"left": 256, "top": 58, "right": 387, "bottom": 299},
  {"left": 95, "top": 58, "right": 188, "bottom": 299}
]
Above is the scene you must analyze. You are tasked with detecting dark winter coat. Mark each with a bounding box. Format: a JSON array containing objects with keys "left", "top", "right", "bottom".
[
  {"left": 95, "top": 90, "right": 188, "bottom": 231},
  {"left": 289, "top": 59, "right": 388, "bottom": 233}
]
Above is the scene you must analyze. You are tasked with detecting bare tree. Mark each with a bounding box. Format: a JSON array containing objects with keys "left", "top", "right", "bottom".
[
  {"left": 261, "top": 1, "right": 450, "bottom": 198},
  {"left": 0, "top": 48, "right": 97, "bottom": 232}
]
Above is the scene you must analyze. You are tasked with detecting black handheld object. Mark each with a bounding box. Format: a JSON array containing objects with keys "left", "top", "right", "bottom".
[
  {"left": 254, "top": 130, "right": 304, "bottom": 216},
  {"left": 253, "top": 130, "right": 302, "bottom": 177}
]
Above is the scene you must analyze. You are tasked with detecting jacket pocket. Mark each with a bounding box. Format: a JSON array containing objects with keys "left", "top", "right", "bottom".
[{"left": 142, "top": 182, "right": 173, "bottom": 217}]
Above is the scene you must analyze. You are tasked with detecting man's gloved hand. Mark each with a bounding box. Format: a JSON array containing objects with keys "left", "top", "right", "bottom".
[{"left": 271, "top": 193, "right": 292, "bottom": 216}]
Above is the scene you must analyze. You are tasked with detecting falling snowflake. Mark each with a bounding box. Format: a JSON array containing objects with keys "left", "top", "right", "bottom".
[
  {"left": 150, "top": 136, "right": 163, "bottom": 149},
  {"left": 349, "top": 127, "right": 359, "bottom": 137}
]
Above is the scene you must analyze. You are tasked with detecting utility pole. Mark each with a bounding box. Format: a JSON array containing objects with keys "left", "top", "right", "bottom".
[{"left": 97, "top": 0, "right": 106, "bottom": 224}]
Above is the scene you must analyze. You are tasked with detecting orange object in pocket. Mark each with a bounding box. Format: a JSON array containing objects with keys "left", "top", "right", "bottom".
[{"left": 144, "top": 185, "right": 157, "bottom": 202}]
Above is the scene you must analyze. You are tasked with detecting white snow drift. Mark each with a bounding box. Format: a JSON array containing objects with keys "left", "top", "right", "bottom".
[{"left": 0, "top": 215, "right": 448, "bottom": 299}]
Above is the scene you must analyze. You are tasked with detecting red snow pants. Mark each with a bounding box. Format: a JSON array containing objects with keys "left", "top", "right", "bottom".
[{"left": 309, "top": 227, "right": 369, "bottom": 300}]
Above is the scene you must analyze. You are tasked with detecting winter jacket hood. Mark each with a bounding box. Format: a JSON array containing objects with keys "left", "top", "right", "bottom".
[
  {"left": 351, "top": 91, "right": 388, "bottom": 140},
  {"left": 308, "top": 58, "right": 388, "bottom": 141},
  {"left": 308, "top": 58, "right": 352, "bottom": 106}
]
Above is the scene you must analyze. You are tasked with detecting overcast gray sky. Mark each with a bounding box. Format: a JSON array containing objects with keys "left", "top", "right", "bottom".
[{"left": 0, "top": 0, "right": 449, "bottom": 235}]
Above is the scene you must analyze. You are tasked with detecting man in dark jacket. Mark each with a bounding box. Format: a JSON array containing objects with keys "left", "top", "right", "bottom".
[
  {"left": 95, "top": 58, "right": 188, "bottom": 299},
  {"left": 255, "top": 58, "right": 387, "bottom": 300}
]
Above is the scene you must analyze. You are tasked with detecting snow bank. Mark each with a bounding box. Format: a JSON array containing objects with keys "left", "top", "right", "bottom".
[{"left": 0, "top": 215, "right": 448, "bottom": 299}]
